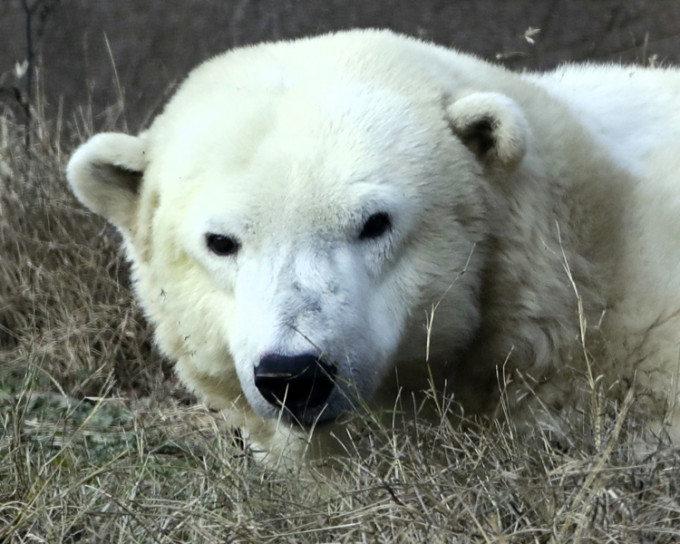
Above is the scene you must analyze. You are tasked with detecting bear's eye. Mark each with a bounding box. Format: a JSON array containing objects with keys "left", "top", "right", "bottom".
[
  {"left": 359, "top": 212, "right": 391, "bottom": 240},
  {"left": 206, "top": 233, "right": 240, "bottom": 256}
]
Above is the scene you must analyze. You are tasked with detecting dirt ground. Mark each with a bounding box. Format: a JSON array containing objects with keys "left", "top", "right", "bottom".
[{"left": 1, "top": 0, "right": 680, "bottom": 134}]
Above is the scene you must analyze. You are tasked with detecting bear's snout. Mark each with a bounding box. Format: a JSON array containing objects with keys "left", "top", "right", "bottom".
[{"left": 254, "top": 353, "right": 337, "bottom": 424}]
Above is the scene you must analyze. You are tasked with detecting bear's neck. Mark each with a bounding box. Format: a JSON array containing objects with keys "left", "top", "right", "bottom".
[{"left": 461, "top": 104, "right": 630, "bottom": 412}]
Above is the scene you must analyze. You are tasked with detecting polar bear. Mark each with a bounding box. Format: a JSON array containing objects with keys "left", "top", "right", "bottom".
[{"left": 67, "top": 29, "right": 680, "bottom": 460}]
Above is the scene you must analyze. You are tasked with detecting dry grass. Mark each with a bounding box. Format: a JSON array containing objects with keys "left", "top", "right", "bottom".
[{"left": 2, "top": 102, "right": 680, "bottom": 543}]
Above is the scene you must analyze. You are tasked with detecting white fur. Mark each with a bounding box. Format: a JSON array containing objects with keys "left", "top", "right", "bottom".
[{"left": 67, "top": 30, "right": 680, "bottom": 461}]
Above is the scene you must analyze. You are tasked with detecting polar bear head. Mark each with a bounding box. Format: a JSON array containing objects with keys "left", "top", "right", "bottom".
[{"left": 67, "top": 30, "right": 529, "bottom": 430}]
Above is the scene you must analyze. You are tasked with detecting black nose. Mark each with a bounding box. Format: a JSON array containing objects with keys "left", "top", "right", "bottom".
[{"left": 254, "top": 353, "right": 336, "bottom": 420}]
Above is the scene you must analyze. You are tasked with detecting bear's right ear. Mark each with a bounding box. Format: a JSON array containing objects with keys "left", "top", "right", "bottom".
[
  {"left": 446, "top": 92, "right": 530, "bottom": 170},
  {"left": 67, "top": 133, "right": 147, "bottom": 233}
]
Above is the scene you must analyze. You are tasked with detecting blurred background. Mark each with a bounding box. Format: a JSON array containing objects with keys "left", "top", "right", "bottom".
[{"left": 1, "top": 0, "right": 680, "bottom": 135}]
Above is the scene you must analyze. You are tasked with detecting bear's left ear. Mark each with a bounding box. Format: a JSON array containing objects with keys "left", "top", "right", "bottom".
[
  {"left": 446, "top": 92, "right": 530, "bottom": 170},
  {"left": 67, "top": 132, "right": 148, "bottom": 234}
]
